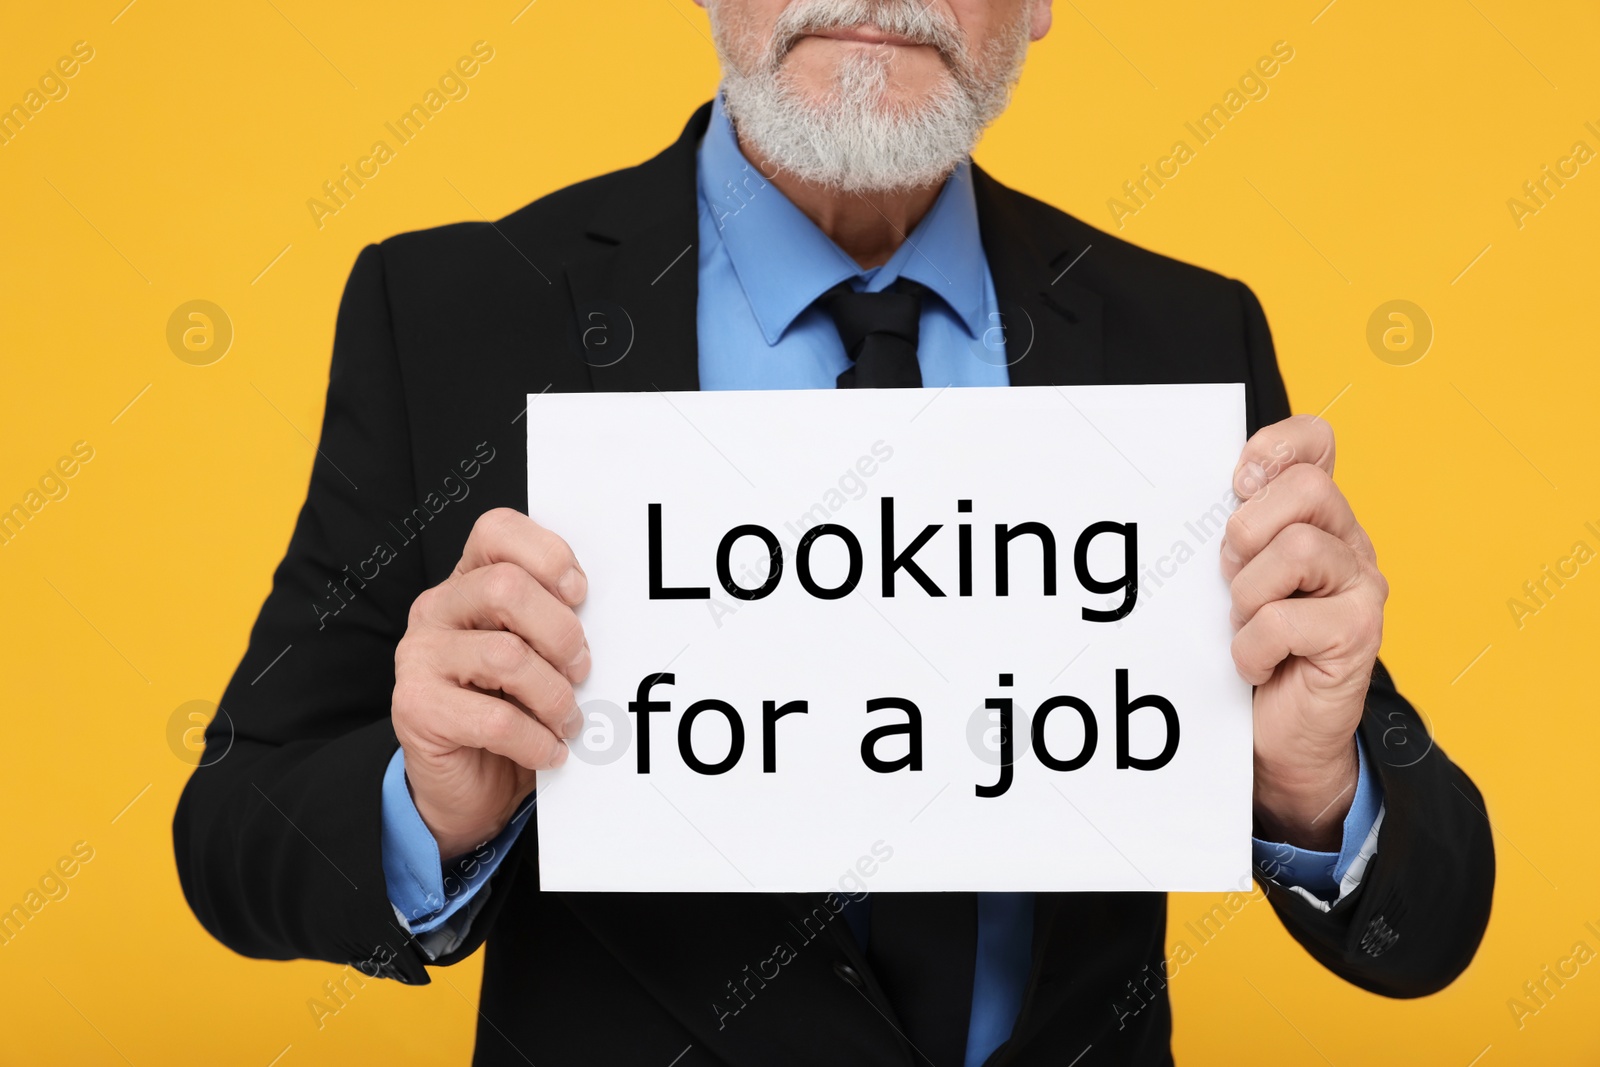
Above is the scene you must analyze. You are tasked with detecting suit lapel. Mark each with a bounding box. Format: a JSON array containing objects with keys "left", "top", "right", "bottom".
[
  {"left": 559, "top": 121, "right": 1105, "bottom": 396},
  {"left": 972, "top": 165, "right": 1105, "bottom": 389},
  {"left": 560, "top": 130, "right": 1107, "bottom": 397},
  {"left": 562, "top": 103, "right": 708, "bottom": 395}
]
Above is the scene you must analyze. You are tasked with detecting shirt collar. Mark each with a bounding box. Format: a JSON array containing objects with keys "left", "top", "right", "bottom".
[{"left": 697, "top": 92, "right": 989, "bottom": 345}]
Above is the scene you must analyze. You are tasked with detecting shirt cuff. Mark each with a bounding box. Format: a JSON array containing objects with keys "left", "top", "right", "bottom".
[
  {"left": 379, "top": 746, "right": 533, "bottom": 936},
  {"left": 1251, "top": 734, "right": 1383, "bottom": 906}
]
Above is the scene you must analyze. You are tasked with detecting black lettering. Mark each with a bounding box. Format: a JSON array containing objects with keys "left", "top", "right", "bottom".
[
  {"left": 976, "top": 674, "right": 1015, "bottom": 797},
  {"left": 717, "top": 524, "right": 782, "bottom": 600},
  {"left": 1116, "top": 668, "right": 1179, "bottom": 770},
  {"left": 996, "top": 522, "right": 1057, "bottom": 596},
  {"left": 880, "top": 497, "right": 944, "bottom": 597},
  {"left": 649, "top": 504, "right": 709, "bottom": 599},
  {"left": 1031, "top": 695, "right": 1097, "bottom": 771},
  {"left": 761, "top": 699, "right": 808, "bottom": 772},
  {"left": 795, "top": 524, "right": 862, "bottom": 599},
  {"left": 860, "top": 697, "right": 922, "bottom": 772},
  {"left": 957, "top": 499, "right": 973, "bottom": 596},
  {"left": 1076, "top": 521, "right": 1137, "bottom": 621},
  {"left": 679, "top": 699, "right": 745, "bottom": 775},
  {"left": 628, "top": 673, "right": 674, "bottom": 773}
]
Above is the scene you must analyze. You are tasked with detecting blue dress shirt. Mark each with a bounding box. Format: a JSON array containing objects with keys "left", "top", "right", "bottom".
[{"left": 380, "top": 92, "right": 1383, "bottom": 1067}]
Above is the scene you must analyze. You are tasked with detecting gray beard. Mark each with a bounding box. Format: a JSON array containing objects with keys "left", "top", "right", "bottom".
[{"left": 713, "top": 0, "right": 1031, "bottom": 194}]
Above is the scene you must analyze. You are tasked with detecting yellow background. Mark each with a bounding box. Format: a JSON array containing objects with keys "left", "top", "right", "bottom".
[{"left": 2, "top": 1, "right": 1596, "bottom": 1063}]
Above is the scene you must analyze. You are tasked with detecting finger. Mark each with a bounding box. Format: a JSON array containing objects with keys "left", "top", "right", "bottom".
[
  {"left": 1233, "top": 414, "right": 1336, "bottom": 500},
  {"left": 423, "top": 628, "right": 582, "bottom": 738},
  {"left": 417, "top": 562, "right": 590, "bottom": 681},
  {"left": 1222, "top": 462, "right": 1360, "bottom": 575},
  {"left": 1229, "top": 523, "right": 1364, "bottom": 627},
  {"left": 454, "top": 507, "right": 587, "bottom": 606},
  {"left": 408, "top": 681, "right": 569, "bottom": 771},
  {"left": 1231, "top": 596, "right": 1382, "bottom": 687}
]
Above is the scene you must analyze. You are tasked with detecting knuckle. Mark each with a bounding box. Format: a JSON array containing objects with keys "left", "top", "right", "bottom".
[
  {"left": 407, "top": 586, "right": 439, "bottom": 629},
  {"left": 1259, "top": 602, "right": 1291, "bottom": 641},
  {"left": 396, "top": 625, "right": 438, "bottom": 670},
  {"left": 391, "top": 674, "right": 431, "bottom": 718},
  {"left": 1360, "top": 604, "right": 1385, "bottom": 650},
  {"left": 479, "top": 705, "right": 519, "bottom": 750},
  {"left": 1335, "top": 601, "right": 1381, "bottom": 658},
  {"left": 411, "top": 628, "right": 451, "bottom": 675},
  {"left": 483, "top": 631, "right": 528, "bottom": 677},
  {"left": 1283, "top": 460, "right": 1329, "bottom": 494},
  {"left": 1282, "top": 522, "right": 1323, "bottom": 561},
  {"left": 393, "top": 641, "right": 423, "bottom": 683},
  {"left": 473, "top": 507, "right": 519, "bottom": 544},
  {"left": 479, "top": 562, "right": 527, "bottom": 610}
]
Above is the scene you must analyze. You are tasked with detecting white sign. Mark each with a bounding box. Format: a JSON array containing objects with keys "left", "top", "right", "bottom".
[{"left": 528, "top": 385, "right": 1251, "bottom": 893}]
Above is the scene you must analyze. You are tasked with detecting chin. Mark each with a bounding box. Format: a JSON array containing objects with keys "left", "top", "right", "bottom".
[{"left": 790, "top": 45, "right": 948, "bottom": 99}]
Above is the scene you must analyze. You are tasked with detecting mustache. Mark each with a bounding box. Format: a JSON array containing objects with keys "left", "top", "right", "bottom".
[{"left": 768, "top": 0, "right": 968, "bottom": 64}]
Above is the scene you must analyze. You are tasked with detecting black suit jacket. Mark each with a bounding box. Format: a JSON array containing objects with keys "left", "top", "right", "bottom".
[{"left": 174, "top": 104, "right": 1494, "bottom": 1066}]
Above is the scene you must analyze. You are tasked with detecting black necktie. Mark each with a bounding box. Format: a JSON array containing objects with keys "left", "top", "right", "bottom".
[
  {"left": 822, "top": 278, "right": 926, "bottom": 389},
  {"left": 825, "top": 277, "right": 976, "bottom": 1064}
]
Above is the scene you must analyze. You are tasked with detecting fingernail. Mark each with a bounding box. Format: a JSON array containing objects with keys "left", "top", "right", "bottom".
[
  {"left": 1221, "top": 540, "right": 1241, "bottom": 565},
  {"left": 559, "top": 568, "right": 587, "bottom": 604},
  {"left": 562, "top": 707, "right": 584, "bottom": 739},
  {"left": 568, "top": 642, "right": 591, "bottom": 676},
  {"left": 552, "top": 741, "right": 571, "bottom": 766}
]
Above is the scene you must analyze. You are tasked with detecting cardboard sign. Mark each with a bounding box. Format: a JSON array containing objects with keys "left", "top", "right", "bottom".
[{"left": 528, "top": 385, "right": 1251, "bottom": 893}]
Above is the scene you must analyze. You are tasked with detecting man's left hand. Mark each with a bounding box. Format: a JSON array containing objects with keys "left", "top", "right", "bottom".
[{"left": 1222, "top": 415, "right": 1388, "bottom": 852}]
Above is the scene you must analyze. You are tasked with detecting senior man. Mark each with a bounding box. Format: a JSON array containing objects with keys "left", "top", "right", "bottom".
[{"left": 174, "top": 1, "right": 1494, "bottom": 1064}]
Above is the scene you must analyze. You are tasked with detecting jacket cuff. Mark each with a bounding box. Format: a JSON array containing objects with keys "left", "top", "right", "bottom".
[
  {"left": 380, "top": 747, "right": 534, "bottom": 940},
  {"left": 1251, "top": 734, "right": 1384, "bottom": 903}
]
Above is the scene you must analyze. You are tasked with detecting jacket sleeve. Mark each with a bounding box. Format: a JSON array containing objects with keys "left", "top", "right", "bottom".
[
  {"left": 1235, "top": 280, "right": 1496, "bottom": 996},
  {"left": 171, "top": 243, "right": 529, "bottom": 985}
]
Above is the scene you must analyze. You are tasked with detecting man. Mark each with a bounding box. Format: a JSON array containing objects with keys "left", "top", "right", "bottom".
[{"left": 173, "top": 1, "right": 1494, "bottom": 1063}]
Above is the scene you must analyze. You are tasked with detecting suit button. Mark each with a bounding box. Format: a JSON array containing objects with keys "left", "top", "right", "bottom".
[{"left": 833, "top": 961, "right": 865, "bottom": 991}]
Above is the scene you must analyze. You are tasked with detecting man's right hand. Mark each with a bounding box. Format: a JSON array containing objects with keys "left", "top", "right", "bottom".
[{"left": 392, "top": 508, "right": 590, "bottom": 860}]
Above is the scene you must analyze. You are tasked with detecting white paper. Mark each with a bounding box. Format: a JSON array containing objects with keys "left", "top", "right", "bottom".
[{"left": 528, "top": 384, "right": 1251, "bottom": 893}]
